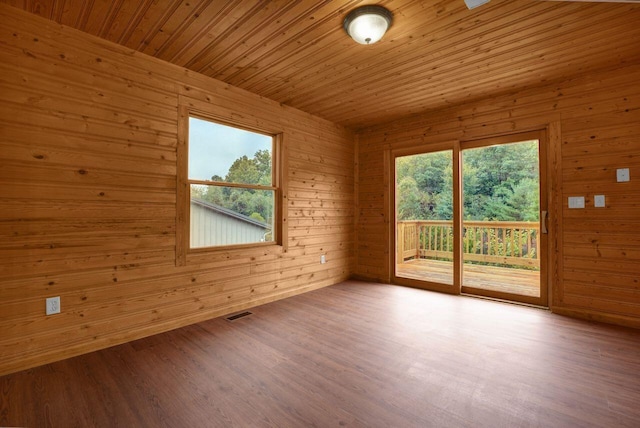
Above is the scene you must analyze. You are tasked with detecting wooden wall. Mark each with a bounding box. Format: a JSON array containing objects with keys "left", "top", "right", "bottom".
[
  {"left": 0, "top": 4, "right": 354, "bottom": 376},
  {"left": 355, "top": 64, "right": 640, "bottom": 328}
]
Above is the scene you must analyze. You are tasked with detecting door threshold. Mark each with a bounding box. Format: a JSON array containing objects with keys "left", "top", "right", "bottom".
[{"left": 460, "top": 292, "right": 548, "bottom": 310}]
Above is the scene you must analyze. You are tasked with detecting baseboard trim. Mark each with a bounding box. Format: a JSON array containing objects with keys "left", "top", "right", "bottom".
[
  {"left": 0, "top": 276, "right": 346, "bottom": 377},
  {"left": 551, "top": 306, "right": 640, "bottom": 330}
]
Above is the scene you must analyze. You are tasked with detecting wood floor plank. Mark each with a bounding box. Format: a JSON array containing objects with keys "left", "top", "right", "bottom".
[{"left": 1, "top": 280, "right": 639, "bottom": 427}]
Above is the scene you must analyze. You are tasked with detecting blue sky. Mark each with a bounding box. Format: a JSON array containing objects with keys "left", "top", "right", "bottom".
[{"left": 188, "top": 117, "right": 272, "bottom": 181}]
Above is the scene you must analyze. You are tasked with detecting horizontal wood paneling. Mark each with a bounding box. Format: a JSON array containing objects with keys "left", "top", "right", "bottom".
[
  {"left": 356, "top": 63, "right": 640, "bottom": 327},
  {"left": 0, "top": 4, "right": 354, "bottom": 376}
]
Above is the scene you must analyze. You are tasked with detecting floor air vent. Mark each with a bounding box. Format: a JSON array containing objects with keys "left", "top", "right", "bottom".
[{"left": 225, "top": 311, "right": 253, "bottom": 321}]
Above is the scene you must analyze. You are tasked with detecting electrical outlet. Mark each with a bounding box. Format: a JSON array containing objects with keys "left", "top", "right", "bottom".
[
  {"left": 46, "top": 296, "right": 60, "bottom": 315},
  {"left": 320, "top": 255, "right": 326, "bottom": 264}
]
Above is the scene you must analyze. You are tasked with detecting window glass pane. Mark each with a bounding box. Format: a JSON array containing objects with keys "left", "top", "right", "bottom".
[
  {"left": 188, "top": 117, "right": 272, "bottom": 185},
  {"left": 190, "top": 184, "right": 274, "bottom": 248}
]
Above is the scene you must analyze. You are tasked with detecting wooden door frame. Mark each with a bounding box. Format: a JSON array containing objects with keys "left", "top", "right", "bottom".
[
  {"left": 387, "top": 127, "right": 558, "bottom": 308},
  {"left": 389, "top": 141, "right": 462, "bottom": 295}
]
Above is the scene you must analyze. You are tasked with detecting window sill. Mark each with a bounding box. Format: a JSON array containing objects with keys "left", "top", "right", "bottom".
[{"left": 180, "top": 242, "right": 286, "bottom": 266}]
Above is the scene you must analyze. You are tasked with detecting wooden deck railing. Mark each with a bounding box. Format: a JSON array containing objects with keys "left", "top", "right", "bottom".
[{"left": 397, "top": 220, "right": 539, "bottom": 269}]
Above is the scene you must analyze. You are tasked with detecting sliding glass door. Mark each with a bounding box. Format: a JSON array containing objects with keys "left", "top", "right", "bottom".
[
  {"left": 392, "top": 132, "right": 548, "bottom": 306},
  {"left": 461, "top": 136, "right": 547, "bottom": 305}
]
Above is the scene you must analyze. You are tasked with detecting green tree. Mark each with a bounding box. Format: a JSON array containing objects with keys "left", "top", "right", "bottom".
[
  {"left": 396, "top": 151, "right": 452, "bottom": 221},
  {"left": 505, "top": 178, "right": 539, "bottom": 221},
  {"left": 253, "top": 149, "right": 272, "bottom": 185},
  {"left": 226, "top": 155, "right": 260, "bottom": 184},
  {"left": 396, "top": 140, "right": 539, "bottom": 222},
  {"left": 397, "top": 176, "right": 423, "bottom": 220},
  {"left": 198, "top": 150, "right": 273, "bottom": 224},
  {"left": 434, "top": 164, "right": 453, "bottom": 220},
  {"left": 462, "top": 141, "right": 538, "bottom": 221}
]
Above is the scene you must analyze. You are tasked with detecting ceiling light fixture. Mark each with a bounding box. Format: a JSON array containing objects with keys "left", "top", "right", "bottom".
[
  {"left": 464, "top": 0, "right": 491, "bottom": 9},
  {"left": 343, "top": 5, "right": 393, "bottom": 45}
]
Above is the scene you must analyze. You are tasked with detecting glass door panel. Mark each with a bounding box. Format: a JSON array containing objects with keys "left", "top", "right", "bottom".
[
  {"left": 395, "top": 150, "right": 454, "bottom": 286},
  {"left": 461, "top": 139, "right": 542, "bottom": 301}
]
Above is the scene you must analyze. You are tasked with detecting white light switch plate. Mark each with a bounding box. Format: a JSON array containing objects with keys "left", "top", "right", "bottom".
[
  {"left": 568, "top": 196, "right": 585, "bottom": 209},
  {"left": 616, "top": 168, "right": 630, "bottom": 182},
  {"left": 594, "top": 195, "right": 605, "bottom": 208}
]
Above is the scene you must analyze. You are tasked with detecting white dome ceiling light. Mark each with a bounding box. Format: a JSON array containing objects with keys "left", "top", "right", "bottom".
[{"left": 343, "top": 5, "right": 393, "bottom": 45}]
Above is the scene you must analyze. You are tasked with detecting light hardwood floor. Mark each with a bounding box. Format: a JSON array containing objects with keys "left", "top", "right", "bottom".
[{"left": 1, "top": 280, "right": 639, "bottom": 427}]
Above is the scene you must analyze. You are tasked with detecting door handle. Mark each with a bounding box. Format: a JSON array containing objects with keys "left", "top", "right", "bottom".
[{"left": 541, "top": 210, "right": 548, "bottom": 234}]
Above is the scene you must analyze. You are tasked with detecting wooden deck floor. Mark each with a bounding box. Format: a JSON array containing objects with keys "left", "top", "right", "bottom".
[
  {"left": 2, "top": 281, "right": 640, "bottom": 427},
  {"left": 397, "top": 258, "right": 540, "bottom": 297}
]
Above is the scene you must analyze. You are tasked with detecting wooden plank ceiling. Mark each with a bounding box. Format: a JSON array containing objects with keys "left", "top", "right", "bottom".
[{"left": 4, "top": 0, "right": 640, "bottom": 129}]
